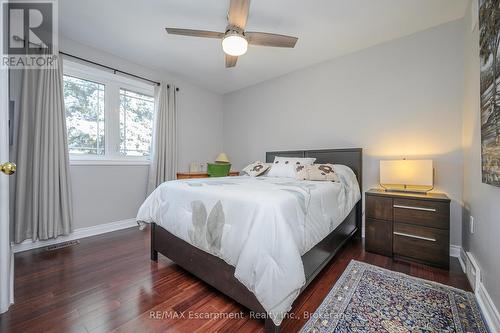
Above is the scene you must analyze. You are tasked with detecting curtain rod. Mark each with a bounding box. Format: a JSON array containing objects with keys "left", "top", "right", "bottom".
[{"left": 59, "top": 51, "right": 179, "bottom": 90}]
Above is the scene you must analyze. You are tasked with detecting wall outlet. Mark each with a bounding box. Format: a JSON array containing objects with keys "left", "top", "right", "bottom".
[{"left": 469, "top": 216, "right": 475, "bottom": 234}]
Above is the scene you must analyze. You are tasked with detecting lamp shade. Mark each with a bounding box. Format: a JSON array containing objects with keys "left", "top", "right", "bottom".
[
  {"left": 215, "top": 153, "right": 230, "bottom": 164},
  {"left": 380, "top": 160, "right": 433, "bottom": 187}
]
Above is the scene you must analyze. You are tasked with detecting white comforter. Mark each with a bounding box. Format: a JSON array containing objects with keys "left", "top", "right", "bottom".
[{"left": 136, "top": 165, "right": 360, "bottom": 325}]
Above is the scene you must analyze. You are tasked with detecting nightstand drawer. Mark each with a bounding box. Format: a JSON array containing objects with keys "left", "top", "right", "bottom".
[
  {"left": 366, "top": 195, "right": 393, "bottom": 221},
  {"left": 393, "top": 223, "right": 449, "bottom": 267},
  {"left": 393, "top": 198, "right": 449, "bottom": 229}
]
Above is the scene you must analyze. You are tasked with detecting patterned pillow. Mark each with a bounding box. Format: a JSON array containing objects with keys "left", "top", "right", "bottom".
[
  {"left": 242, "top": 161, "right": 270, "bottom": 177},
  {"left": 268, "top": 156, "right": 316, "bottom": 178},
  {"left": 296, "top": 164, "right": 339, "bottom": 182}
]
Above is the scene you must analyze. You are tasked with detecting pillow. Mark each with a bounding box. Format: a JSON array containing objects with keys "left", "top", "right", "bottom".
[
  {"left": 267, "top": 163, "right": 298, "bottom": 178},
  {"left": 242, "top": 161, "right": 270, "bottom": 177},
  {"left": 272, "top": 156, "right": 316, "bottom": 166},
  {"left": 296, "top": 163, "right": 339, "bottom": 182},
  {"left": 333, "top": 164, "right": 358, "bottom": 187},
  {"left": 268, "top": 156, "right": 316, "bottom": 178}
]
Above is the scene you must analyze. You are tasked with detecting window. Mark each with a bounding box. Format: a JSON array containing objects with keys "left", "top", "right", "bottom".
[
  {"left": 119, "top": 89, "right": 154, "bottom": 157},
  {"left": 64, "top": 76, "right": 105, "bottom": 155},
  {"left": 63, "top": 60, "right": 155, "bottom": 163}
]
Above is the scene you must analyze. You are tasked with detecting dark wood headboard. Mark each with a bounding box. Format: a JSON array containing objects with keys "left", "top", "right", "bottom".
[
  {"left": 265, "top": 148, "right": 362, "bottom": 187},
  {"left": 266, "top": 148, "right": 363, "bottom": 237}
]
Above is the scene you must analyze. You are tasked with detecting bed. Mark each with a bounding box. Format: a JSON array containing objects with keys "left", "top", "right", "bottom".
[{"left": 139, "top": 148, "right": 362, "bottom": 332}]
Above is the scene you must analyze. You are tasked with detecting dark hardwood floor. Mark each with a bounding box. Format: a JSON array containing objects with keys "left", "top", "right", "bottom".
[{"left": 0, "top": 226, "right": 470, "bottom": 333}]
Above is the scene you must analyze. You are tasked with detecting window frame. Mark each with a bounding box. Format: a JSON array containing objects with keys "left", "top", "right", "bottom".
[{"left": 63, "top": 60, "right": 155, "bottom": 165}]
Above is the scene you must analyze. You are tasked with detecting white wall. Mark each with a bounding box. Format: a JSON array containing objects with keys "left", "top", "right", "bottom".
[
  {"left": 9, "top": 37, "right": 224, "bottom": 231},
  {"left": 223, "top": 20, "right": 465, "bottom": 246},
  {"left": 462, "top": 0, "right": 500, "bottom": 312}
]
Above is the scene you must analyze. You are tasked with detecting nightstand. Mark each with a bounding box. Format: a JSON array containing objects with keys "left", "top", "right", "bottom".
[
  {"left": 176, "top": 171, "right": 240, "bottom": 179},
  {"left": 365, "top": 189, "right": 450, "bottom": 269}
]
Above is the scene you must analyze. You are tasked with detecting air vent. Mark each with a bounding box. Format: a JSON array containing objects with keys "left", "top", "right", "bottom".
[{"left": 46, "top": 240, "right": 80, "bottom": 251}]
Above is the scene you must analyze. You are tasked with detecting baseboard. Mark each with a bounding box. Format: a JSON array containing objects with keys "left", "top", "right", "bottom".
[
  {"left": 452, "top": 246, "right": 500, "bottom": 333},
  {"left": 449, "top": 244, "right": 461, "bottom": 258},
  {"left": 458, "top": 247, "right": 467, "bottom": 274},
  {"left": 477, "top": 281, "right": 500, "bottom": 333},
  {"left": 12, "top": 218, "right": 138, "bottom": 253}
]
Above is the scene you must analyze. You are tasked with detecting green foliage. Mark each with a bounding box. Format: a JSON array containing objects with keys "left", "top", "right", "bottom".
[
  {"left": 119, "top": 89, "right": 154, "bottom": 156},
  {"left": 64, "top": 75, "right": 105, "bottom": 155}
]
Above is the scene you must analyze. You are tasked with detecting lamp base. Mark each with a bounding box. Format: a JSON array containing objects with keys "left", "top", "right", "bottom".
[{"left": 380, "top": 184, "right": 433, "bottom": 194}]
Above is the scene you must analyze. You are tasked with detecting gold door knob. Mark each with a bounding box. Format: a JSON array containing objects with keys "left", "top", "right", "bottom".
[{"left": 0, "top": 162, "right": 16, "bottom": 175}]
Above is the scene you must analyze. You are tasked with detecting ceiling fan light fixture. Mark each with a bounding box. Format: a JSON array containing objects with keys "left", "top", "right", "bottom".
[{"left": 222, "top": 33, "right": 248, "bottom": 56}]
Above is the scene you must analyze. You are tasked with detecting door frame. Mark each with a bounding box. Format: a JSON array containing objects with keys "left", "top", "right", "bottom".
[{"left": 0, "top": 16, "right": 14, "bottom": 314}]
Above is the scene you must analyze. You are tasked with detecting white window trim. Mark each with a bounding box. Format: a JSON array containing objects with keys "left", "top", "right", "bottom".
[
  {"left": 63, "top": 59, "right": 155, "bottom": 165},
  {"left": 69, "top": 158, "right": 151, "bottom": 166}
]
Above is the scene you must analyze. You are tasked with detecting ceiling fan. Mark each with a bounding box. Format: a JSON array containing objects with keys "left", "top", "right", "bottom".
[{"left": 165, "top": 0, "right": 298, "bottom": 68}]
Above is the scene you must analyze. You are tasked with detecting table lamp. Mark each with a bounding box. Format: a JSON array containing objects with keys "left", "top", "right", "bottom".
[
  {"left": 208, "top": 153, "right": 231, "bottom": 177},
  {"left": 380, "top": 159, "right": 433, "bottom": 193}
]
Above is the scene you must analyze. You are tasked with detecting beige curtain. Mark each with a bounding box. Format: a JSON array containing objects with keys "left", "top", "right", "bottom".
[
  {"left": 14, "top": 56, "right": 73, "bottom": 243},
  {"left": 147, "top": 83, "right": 178, "bottom": 194}
]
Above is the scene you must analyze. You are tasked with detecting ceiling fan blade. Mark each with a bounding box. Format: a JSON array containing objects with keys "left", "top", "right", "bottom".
[
  {"left": 165, "top": 28, "right": 224, "bottom": 39},
  {"left": 225, "top": 54, "right": 238, "bottom": 68},
  {"left": 245, "top": 32, "right": 298, "bottom": 48},
  {"left": 228, "top": 0, "right": 250, "bottom": 30}
]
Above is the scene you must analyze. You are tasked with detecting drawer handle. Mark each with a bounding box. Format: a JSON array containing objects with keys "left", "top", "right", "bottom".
[
  {"left": 394, "top": 231, "right": 436, "bottom": 242},
  {"left": 393, "top": 204, "right": 436, "bottom": 212}
]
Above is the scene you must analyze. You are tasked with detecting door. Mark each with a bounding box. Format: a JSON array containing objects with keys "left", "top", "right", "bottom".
[{"left": 0, "top": 48, "right": 14, "bottom": 313}]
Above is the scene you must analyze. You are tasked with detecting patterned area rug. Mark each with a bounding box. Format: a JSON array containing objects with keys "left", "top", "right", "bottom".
[{"left": 301, "top": 260, "right": 489, "bottom": 333}]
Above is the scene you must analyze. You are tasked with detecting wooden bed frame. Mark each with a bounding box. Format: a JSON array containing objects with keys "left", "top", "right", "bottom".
[{"left": 150, "top": 148, "right": 363, "bottom": 332}]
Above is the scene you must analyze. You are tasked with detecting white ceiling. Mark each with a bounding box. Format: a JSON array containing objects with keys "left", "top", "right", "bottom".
[{"left": 59, "top": 0, "right": 468, "bottom": 94}]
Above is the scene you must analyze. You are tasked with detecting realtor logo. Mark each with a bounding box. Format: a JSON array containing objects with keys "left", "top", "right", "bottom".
[{"left": 2, "top": 0, "right": 58, "bottom": 68}]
